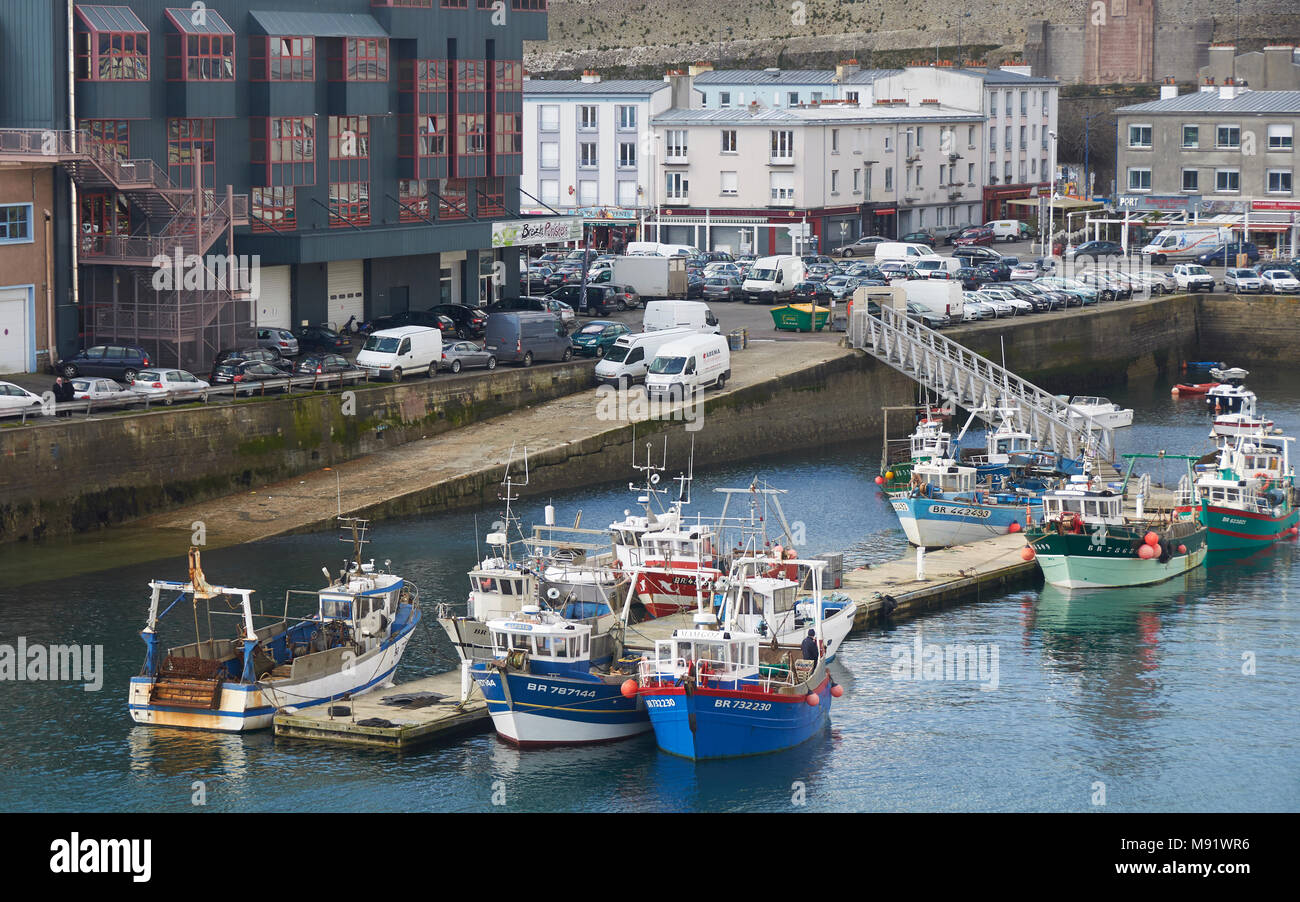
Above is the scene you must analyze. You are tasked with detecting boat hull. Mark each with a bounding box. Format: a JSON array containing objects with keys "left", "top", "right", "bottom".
[
  {"left": 471, "top": 664, "right": 649, "bottom": 746},
  {"left": 639, "top": 676, "right": 831, "bottom": 760},
  {"left": 1202, "top": 503, "right": 1299, "bottom": 551},
  {"left": 633, "top": 565, "right": 723, "bottom": 618},
  {"left": 890, "top": 495, "right": 1034, "bottom": 547},
  {"left": 1028, "top": 530, "right": 1208, "bottom": 589}
]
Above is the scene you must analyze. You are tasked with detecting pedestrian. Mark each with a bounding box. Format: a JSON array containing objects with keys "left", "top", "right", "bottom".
[
  {"left": 51, "top": 376, "right": 74, "bottom": 416},
  {"left": 800, "top": 628, "right": 820, "bottom": 664}
]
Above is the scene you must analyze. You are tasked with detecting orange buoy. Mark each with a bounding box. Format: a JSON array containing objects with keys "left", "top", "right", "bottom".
[
  {"left": 620, "top": 679, "right": 638, "bottom": 698},
  {"left": 1144, "top": 532, "right": 1159, "bottom": 546},
  {"left": 1138, "top": 544, "right": 1156, "bottom": 559},
  {"left": 1008, "top": 521, "right": 1021, "bottom": 533},
  {"left": 830, "top": 684, "right": 844, "bottom": 698},
  {"left": 805, "top": 692, "right": 821, "bottom": 706},
  {"left": 1021, "top": 545, "right": 1036, "bottom": 561}
]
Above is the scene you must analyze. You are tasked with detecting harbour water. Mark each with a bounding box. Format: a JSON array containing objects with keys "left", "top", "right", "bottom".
[{"left": 2, "top": 371, "right": 1298, "bottom": 812}]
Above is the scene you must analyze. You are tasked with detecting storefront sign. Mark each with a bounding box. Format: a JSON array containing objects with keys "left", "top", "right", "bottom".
[
  {"left": 1115, "top": 194, "right": 1199, "bottom": 212},
  {"left": 1251, "top": 200, "right": 1300, "bottom": 212},
  {"left": 491, "top": 217, "right": 583, "bottom": 248}
]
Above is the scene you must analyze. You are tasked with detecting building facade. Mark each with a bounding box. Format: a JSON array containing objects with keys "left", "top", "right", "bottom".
[
  {"left": 0, "top": 1, "right": 547, "bottom": 370},
  {"left": 0, "top": 163, "right": 57, "bottom": 373},
  {"left": 648, "top": 103, "right": 984, "bottom": 255},
  {"left": 692, "top": 64, "right": 899, "bottom": 110}
]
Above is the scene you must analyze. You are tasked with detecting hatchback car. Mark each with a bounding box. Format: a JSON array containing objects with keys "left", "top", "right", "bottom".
[
  {"left": 542, "top": 298, "right": 576, "bottom": 328},
  {"left": 1223, "top": 268, "right": 1264, "bottom": 293},
  {"left": 214, "top": 346, "right": 294, "bottom": 372},
  {"left": 130, "top": 369, "right": 210, "bottom": 404},
  {"left": 439, "top": 340, "right": 498, "bottom": 373},
  {"left": 833, "top": 236, "right": 888, "bottom": 257},
  {"left": 1260, "top": 269, "right": 1300, "bottom": 293},
  {"left": 1067, "top": 241, "right": 1126, "bottom": 263},
  {"left": 295, "top": 353, "right": 361, "bottom": 383},
  {"left": 702, "top": 275, "right": 744, "bottom": 302},
  {"left": 293, "top": 325, "right": 353, "bottom": 354},
  {"left": 70, "top": 377, "right": 135, "bottom": 403},
  {"left": 791, "top": 281, "right": 832, "bottom": 304},
  {"left": 954, "top": 227, "right": 994, "bottom": 247},
  {"left": 952, "top": 245, "right": 1003, "bottom": 265},
  {"left": 905, "top": 302, "right": 950, "bottom": 329},
  {"left": 56, "top": 344, "right": 151, "bottom": 381},
  {"left": 0, "top": 381, "right": 51, "bottom": 416},
  {"left": 823, "top": 276, "right": 859, "bottom": 299},
  {"left": 570, "top": 321, "right": 631, "bottom": 358},
  {"left": 430, "top": 303, "right": 489, "bottom": 338},
  {"left": 1197, "top": 242, "right": 1260, "bottom": 267},
  {"left": 254, "top": 327, "right": 299, "bottom": 357}
]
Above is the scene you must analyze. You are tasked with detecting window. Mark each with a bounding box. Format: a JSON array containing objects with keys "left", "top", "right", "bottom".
[
  {"left": 491, "top": 60, "right": 523, "bottom": 176},
  {"left": 852, "top": 169, "right": 860, "bottom": 193},
  {"left": 884, "top": 167, "right": 893, "bottom": 191},
  {"left": 250, "top": 116, "right": 316, "bottom": 186},
  {"left": 1181, "top": 168, "right": 1198, "bottom": 192},
  {"left": 539, "top": 105, "right": 559, "bottom": 131},
  {"left": 1182, "top": 124, "right": 1199, "bottom": 148},
  {"left": 167, "top": 119, "right": 215, "bottom": 189},
  {"left": 397, "top": 179, "right": 429, "bottom": 222},
  {"left": 720, "top": 130, "right": 737, "bottom": 153},
  {"left": 831, "top": 129, "right": 840, "bottom": 152},
  {"left": 1128, "top": 124, "right": 1152, "bottom": 148},
  {"left": 1126, "top": 167, "right": 1152, "bottom": 191},
  {"left": 540, "top": 179, "right": 559, "bottom": 205},
  {"left": 770, "top": 129, "right": 794, "bottom": 161},
  {"left": 1216, "top": 125, "right": 1240, "bottom": 149},
  {"left": 968, "top": 162, "right": 974, "bottom": 184},
  {"left": 579, "top": 105, "right": 597, "bottom": 130},
  {"left": 438, "top": 178, "right": 469, "bottom": 219},
  {"left": 579, "top": 180, "right": 597, "bottom": 205},
  {"left": 329, "top": 116, "right": 370, "bottom": 226},
  {"left": 1020, "top": 125, "right": 1027, "bottom": 149},
  {"left": 475, "top": 176, "right": 506, "bottom": 217},
  {"left": 328, "top": 37, "right": 388, "bottom": 82},
  {"left": 399, "top": 60, "right": 448, "bottom": 178},
  {"left": 719, "top": 170, "right": 738, "bottom": 196},
  {"left": 579, "top": 143, "right": 597, "bottom": 168},
  {"left": 665, "top": 172, "right": 688, "bottom": 200},
  {"left": 1003, "top": 91, "right": 1011, "bottom": 117},
  {"left": 540, "top": 142, "right": 559, "bottom": 168},
  {"left": 618, "top": 142, "right": 636, "bottom": 168},
  {"left": 831, "top": 170, "right": 840, "bottom": 194},
  {"left": 1018, "top": 161, "right": 1027, "bottom": 182},
  {"left": 164, "top": 9, "right": 235, "bottom": 81},
  {"left": 990, "top": 126, "right": 996, "bottom": 149},
  {"left": 453, "top": 60, "right": 487, "bottom": 173},
  {"left": 1268, "top": 124, "right": 1294, "bottom": 150},
  {"left": 1004, "top": 130, "right": 1011, "bottom": 150},
  {"left": 990, "top": 94, "right": 997, "bottom": 117},
  {"left": 80, "top": 120, "right": 129, "bottom": 159},
  {"left": 769, "top": 171, "right": 794, "bottom": 201},
  {"left": 967, "top": 125, "right": 975, "bottom": 146},
  {"left": 939, "top": 164, "right": 946, "bottom": 184},
  {"left": 1003, "top": 162, "right": 1012, "bottom": 181},
  {"left": 846, "top": 90, "right": 859, "bottom": 104},
  {"left": 1214, "top": 168, "right": 1240, "bottom": 193},
  {"left": 250, "top": 187, "right": 296, "bottom": 232},
  {"left": 618, "top": 105, "right": 636, "bottom": 129},
  {"left": 915, "top": 165, "right": 923, "bottom": 186},
  {"left": 250, "top": 36, "right": 315, "bottom": 82},
  {"left": 916, "top": 127, "right": 924, "bottom": 149},
  {"left": 617, "top": 181, "right": 638, "bottom": 207},
  {"left": 718, "top": 91, "right": 731, "bottom": 108},
  {"left": 787, "top": 92, "right": 799, "bottom": 106},
  {"left": 1020, "top": 91, "right": 1027, "bottom": 115},
  {"left": 884, "top": 134, "right": 892, "bottom": 151},
  {"left": 74, "top": 6, "right": 149, "bottom": 81},
  {"left": 665, "top": 130, "right": 688, "bottom": 160},
  {"left": 1267, "top": 170, "right": 1293, "bottom": 194},
  {"left": 0, "top": 204, "right": 33, "bottom": 244}
]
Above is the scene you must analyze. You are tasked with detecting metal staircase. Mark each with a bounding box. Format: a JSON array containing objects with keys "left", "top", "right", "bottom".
[{"left": 848, "top": 304, "right": 1115, "bottom": 461}]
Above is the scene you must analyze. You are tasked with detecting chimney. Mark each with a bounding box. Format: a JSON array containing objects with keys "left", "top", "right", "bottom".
[
  {"left": 1263, "top": 45, "right": 1296, "bottom": 88},
  {"left": 1159, "top": 77, "right": 1178, "bottom": 100},
  {"left": 835, "top": 58, "right": 860, "bottom": 81},
  {"left": 688, "top": 61, "right": 714, "bottom": 77},
  {"left": 1219, "top": 77, "right": 1237, "bottom": 101},
  {"left": 664, "top": 69, "right": 693, "bottom": 110},
  {"left": 1199, "top": 76, "right": 1216, "bottom": 93},
  {"left": 1207, "top": 44, "right": 1236, "bottom": 83},
  {"left": 580, "top": 69, "right": 600, "bottom": 84}
]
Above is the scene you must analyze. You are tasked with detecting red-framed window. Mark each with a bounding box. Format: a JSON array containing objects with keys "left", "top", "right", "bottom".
[
  {"left": 250, "top": 36, "right": 315, "bottom": 82},
  {"left": 440, "top": 0, "right": 469, "bottom": 8},
  {"left": 495, "top": 60, "right": 523, "bottom": 93},
  {"left": 457, "top": 59, "right": 486, "bottom": 93},
  {"left": 457, "top": 114, "right": 487, "bottom": 157},
  {"left": 453, "top": 60, "right": 487, "bottom": 175},
  {"left": 74, "top": 6, "right": 149, "bottom": 81},
  {"left": 373, "top": 0, "right": 433, "bottom": 6},
  {"left": 329, "top": 38, "right": 389, "bottom": 82},
  {"left": 476, "top": 177, "right": 506, "bottom": 218},
  {"left": 398, "top": 179, "right": 430, "bottom": 222},
  {"left": 167, "top": 118, "right": 215, "bottom": 189},
  {"left": 250, "top": 187, "right": 296, "bottom": 233},
  {"left": 250, "top": 117, "right": 316, "bottom": 187},
  {"left": 399, "top": 59, "right": 449, "bottom": 178},
  {"left": 510, "top": 0, "right": 547, "bottom": 8},
  {"left": 79, "top": 119, "right": 130, "bottom": 160},
  {"left": 164, "top": 8, "right": 235, "bottom": 81},
  {"left": 329, "top": 116, "right": 370, "bottom": 227},
  {"left": 493, "top": 112, "right": 521, "bottom": 159},
  {"left": 78, "top": 191, "right": 131, "bottom": 255},
  {"left": 492, "top": 61, "right": 522, "bottom": 174},
  {"left": 438, "top": 179, "right": 469, "bottom": 220}
]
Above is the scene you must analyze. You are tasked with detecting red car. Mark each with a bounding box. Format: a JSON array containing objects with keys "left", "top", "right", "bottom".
[{"left": 953, "top": 227, "right": 994, "bottom": 247}]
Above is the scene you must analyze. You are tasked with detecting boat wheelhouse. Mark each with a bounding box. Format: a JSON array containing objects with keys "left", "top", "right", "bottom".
[{"left": 715, "top": 558, "right": 857, "bottom": 663}]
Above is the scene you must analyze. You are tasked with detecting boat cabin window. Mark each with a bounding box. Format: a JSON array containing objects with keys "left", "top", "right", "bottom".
[
  {"left": 771, "top": 586, "right": 796, "bottom": 614},
  {"left": 320, "top": 596, "right": 351, "bottom": 620},
  {"left": 737, "top": 589, "right": 759, "bottom": 615}
]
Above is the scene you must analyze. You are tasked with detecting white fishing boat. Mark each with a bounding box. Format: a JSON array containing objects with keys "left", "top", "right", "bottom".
[
  {"left": 1209, "top": 366, "right": 1248, "bottom": 382},
  {"left": 129, "top": 522, "right": 421, "bottom": 732},
  {"left": 715, "top": 557, "right": 858, "bottom": 663},
  {"left": 1060, "top": 395, "right": 1134, "bottom": 429},
  {"left": 1207, "top": 385, "right": 1274, "bottom": 438}
]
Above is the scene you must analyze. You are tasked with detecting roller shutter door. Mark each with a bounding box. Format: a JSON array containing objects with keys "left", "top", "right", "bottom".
[
  {"left": 0, "top": 288, "right": 30, "bottom": 373},
  {"left": 326, "top": 260, "right": 365, "bottom": 330},
  {"left": 256, "top": 265, "right": 291, "bottom": 330}
]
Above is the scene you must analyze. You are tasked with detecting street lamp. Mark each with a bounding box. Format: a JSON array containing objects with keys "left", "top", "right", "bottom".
[{"left": 1046, "top": 130, "right": 1058, "bottom": 256}]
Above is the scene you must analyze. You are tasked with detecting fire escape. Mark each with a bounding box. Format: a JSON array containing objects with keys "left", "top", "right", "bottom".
[{"left": 0, "top": 128, "right": 250, "bottom": 370}]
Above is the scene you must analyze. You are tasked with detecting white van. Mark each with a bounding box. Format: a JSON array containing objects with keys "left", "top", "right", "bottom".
[
  {"left": 983, "top": 220, "right": 1030, "bottom": 242},
  {"left": 1141, "top": 227, "right": 1232, "bottom": 264},
  {"left": 626, "top": 241, "right": 700, "bottom": 258},
  {"left": 742, "top": 255, "right": 805, "bottom": 303},
  {"left": 593, "top": 328, "right": 693, "bottom": 387},
  {"left": 903, "top": 280, "right": 964, "bottom": 320},
  {"left": 645, "top": 333, "right": 732, "bottom": 397},
  {"left": 643, "top": 300, "right": 721, "bottom": 334},
  {"left": 873, "top": 242, "right": 936, "bottom": 263},
  {"left": 356, "top": 325, "right": 442, "bottom": 381},
  {"left": 910, "top": 256, "right": 962, "bottom": 278}
]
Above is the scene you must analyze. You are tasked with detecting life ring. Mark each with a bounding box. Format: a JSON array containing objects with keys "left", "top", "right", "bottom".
[
  {"left": 1254, "top": 471, "right": 1273, "bottom": 491},
  {"left": 698, "top": 659, "right": 712, "bottom": 687},
  {"left": 1068, "top": 513, "right": 1084, "bottom": 534}
]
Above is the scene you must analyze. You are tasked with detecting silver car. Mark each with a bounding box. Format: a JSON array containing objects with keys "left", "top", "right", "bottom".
[
  {"left": 1223, "top": 268, "right": 1263, "bottom": 293},
  {"left": 255, "top": 327, "right": 299, "bottom": 357},
  {"left": 439, "top": 340, "right": 497, "bottom": 374},
  {"left": 71, "top": 377, "right": 135, "bottom": 403},
  {"left": 131, "top": 369, "right": 210, "bottom": 404}
]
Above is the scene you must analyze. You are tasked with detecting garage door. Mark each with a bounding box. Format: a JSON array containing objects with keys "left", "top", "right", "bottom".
[
  {"left": 326, "top": 260, "right": 365, "bottom": 331},
  {"left": 0, "top": 288, "right": 31, "bottom": 374},
  {"left": 257, "top": 265, "right": 291, "bottom": 330},
  {"left": 709, "top": 227, "right": 743, "bottom": 255}
]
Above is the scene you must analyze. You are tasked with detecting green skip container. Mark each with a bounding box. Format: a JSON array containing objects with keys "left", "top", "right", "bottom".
[{"left": 770, "top": 303, "right": 829, "bottom": 332}]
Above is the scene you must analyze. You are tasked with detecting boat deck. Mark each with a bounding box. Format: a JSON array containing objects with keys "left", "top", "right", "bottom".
[{"left": 272, "top": 670, "right": 489, "bottom": 750}]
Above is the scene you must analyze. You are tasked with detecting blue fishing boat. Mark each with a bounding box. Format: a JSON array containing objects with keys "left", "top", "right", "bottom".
[
  {"left": 890, "top": 458, "right": 1046, "bottom": 547},
  {"left": 636, "top": 558, "right": 842, "bottom": 760}
]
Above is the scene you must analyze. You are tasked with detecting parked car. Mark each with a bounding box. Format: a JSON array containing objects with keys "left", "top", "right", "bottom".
[
  {"left": 702, "top": 275, "right": 744, "bottom": 302},
  {"left": 899, "top": 230, "right": 937, "bottom": 246},
  {"left": 963, "top": 299, "right": 996, "bottom": 321},
  {"left": 439, "top": 340, "right": 498, "bottom": 373},
  {"left": 1010, "top": 261, "right": 1041, "bottom": 281},
  {"left": 1067, "top": 241, "right": 1126, "bottom": 263},
  {"left": 1171, "top": 263, "right": 1216, "bottom": 292},
  {"left": 703, "top": 261, "right": 741, "bottom": 279},
  {"left": 804, "top": 263, "right": 836, "bottom": 282},
  {"left": 1260, "top": 268, "right": 1300, "bottom": 293},
  {"left": 520, "top": 266, "right": 554, "bottom": 293},
  {"left": 791, "top": 281, "right": 832, "bottom": 304},
  {"left": 214, "top": 346, "right": 294, "bottom": 372},
  {"left": 70, "top": 377, "right": 134, "bottom": 403},
  {"left": 685, "top": 272, "right": 706, "bottom": 299},
  {"left": 130, "top": 369, "right": 210, "bottom": 404},
  {"left": 905, "top": 301, "right": 950, "bottom": 329},
  {"left": 931, "top": 223, "right": 973, "bottom": 245},
  {"left": 570, "top": 320, "right": 632, "bottom": 358},
  {"left": 541, "top": 298, "right": 576, "bottom": 328},
  {"left": 226, "top": 361, "right": 288, "bottom": 390},
  {"left": 982, "top": 286, "right": 1034, "bottom": 315},
  {"left": 845, "top": 262, "right": 884, "bottom": 280},
  {"left": 801, "top": 255, "right": 836, "bottom": 268},
  {"left": 955, "top": 267, "right": 992, "bottom": 291},
  {"left": 55, "top": 344, "right": 151, "bottom": 381},
  {"left": 953, "top": 226, "right": 995, "bottom": 247},
  {"left": 969, "top": 291, "right": 1015, "bottom": 317},
  {"left": 293, "top": 325, "right": 353, "bottom": 354},
  {"left": 295, "top": 353, "right": 362, "bottom": 382},
  {"left": 1037, "top": 277, "right": 1099, "bottom": 305},
  {"left": 877, "top": 261, "right": 913, "bottom": 281},
  {"left": 1016, "top": 282, "right": 1068, "bottom": 310},
  {"left": 487, "top": 296, "right": 550, "bottom": 313},
  {"left": 254, "top": 327, "right": 300, "bottom": 357},
  {"left": 1128, "top": 270, "right": 1177, "bottom": 296},
  {"left": 1076, "top": 272, "right": 1121, "bottom": 302},
  {"left": 1223, "top": 268, "right": 1264, "bottom": 293},
  {"left": 977, "top": 259, "right": 1015, "bottom": 283},
  {"left": 952, "top": 245, "right": 1003, "bottom": 265},
  {"left": 823, "top": 275, "right": 859, "bottom": 299},
  {"left": 702, "top": 251, "right": 735, "bottom": 264},
  {"left": 1197, "top": 242, "right": 1260, "bottom": 267},
  {"left": 833, "top": 235, "right": 888, "bottom": 257},
  {"left": 429, "top": 303, "right": 489, "bottom": 338},
  {"left": 0, "top": 380, "right": 51, "bottom": 416}
]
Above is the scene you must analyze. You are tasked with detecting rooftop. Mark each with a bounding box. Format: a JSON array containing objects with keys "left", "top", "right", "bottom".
[
  {"left": 1116, "top": 89, "right": 1300, "bottom": 114},
  {"left": 653, "top": 105, "right": 984, "bottom": 125},
  {"left": 522, "top": 79, "right": 670, "bottom": 96}
]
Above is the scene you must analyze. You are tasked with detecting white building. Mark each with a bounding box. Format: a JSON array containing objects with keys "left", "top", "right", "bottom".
[{"left": 692, "top": 62, "right": 900, "bottom": 110}]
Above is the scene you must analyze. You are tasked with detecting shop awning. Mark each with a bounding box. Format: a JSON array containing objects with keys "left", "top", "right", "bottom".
[
  {"left": 75, "top": 5, "right": 147, "bottom": 34},
  {"left": 249, "top": 10, "right": 387, "bottom": 38}
]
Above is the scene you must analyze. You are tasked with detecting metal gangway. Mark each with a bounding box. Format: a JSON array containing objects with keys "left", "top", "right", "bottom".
[{"left": 848, "top": 304, "right": 1115, "bottom": 461}]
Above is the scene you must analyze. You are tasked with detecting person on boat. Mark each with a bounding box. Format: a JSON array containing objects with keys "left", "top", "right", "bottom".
[{"left": 801, "top": 628, "right": 820, "bottom": 664}]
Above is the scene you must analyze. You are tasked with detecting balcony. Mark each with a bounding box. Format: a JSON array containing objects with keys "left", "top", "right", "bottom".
[
  {"left": 664, "top": 153, "right": 689, "bottom": 165},
  {"left": 768, "top": 154, "right": 795, "bottom": 166},
  {"left": 769, "top": 188, "right": 795, "bottom": 206}
]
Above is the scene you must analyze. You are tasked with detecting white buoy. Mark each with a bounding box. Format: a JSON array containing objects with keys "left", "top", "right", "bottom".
[
  {"left": 915, "top": 546, "right": 927, "bottom": 580},
  {"left": 1136, "top": 493, "right": 1145, "bottom": 518},
  {"left": 544, "top": 503, "right": 556, "bottom": 526}
]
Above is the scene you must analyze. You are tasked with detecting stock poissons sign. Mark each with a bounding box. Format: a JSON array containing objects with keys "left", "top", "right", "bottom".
[{"left": 492, "top": 217, "right": 583, "bottom": 248}]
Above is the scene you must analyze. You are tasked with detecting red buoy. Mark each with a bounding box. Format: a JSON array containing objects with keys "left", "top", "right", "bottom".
[
  {"left": 805, "top": 692, "right": 820, "bottom": 706},
  {"left": 830, "top": 684, "right": 844, "bottom": 698},
  {"left": 874, "top": 475, "right": 885, "bottom": 485},
  {"left": 620, "top": 679, "right": 638, "bottom": 698},
  {"left": 1144, "top": 532, "right": 1160, "bottom": 546},
  {"left": 1008, "top": 521, "right": 1022, "bottom": 533},
  {"left": 1178, "top": 544, "right": 1187, "bottom": 554},
  {"left": 1138, "top": 544, "right": 1156, "bottom": 559},
  {"left": 1021, "top": 545, "right": 1036, "bottom": 561}
]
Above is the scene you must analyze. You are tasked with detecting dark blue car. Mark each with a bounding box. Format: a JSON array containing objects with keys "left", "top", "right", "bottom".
[{"left": 1197, "top": 242, "right": 1260, "bottom": 266}]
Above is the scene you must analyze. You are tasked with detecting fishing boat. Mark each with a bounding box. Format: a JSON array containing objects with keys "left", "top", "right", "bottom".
[
  {"left": 1206, "top": 386, "right": 1274, "bottom": 438},
  {"left": 714, "top": 557, "right": 858, "bottom": 662},
  {"left": 471, "top": 600, "right": 648, "bottom": 746},
  {"left": 1024, "top": 454, "right": 1208, "bottom": 589},
  {"left": 1059, "top": 396, "right": 1134, "bottom": 429},
  {"left": 635, "top": 558, "right": 842, "bottom": 760},
  {"left": 129, "top": 521, "right": 421, "bottom": 732},
  {"left": 1209, "top": 366, "right": 1249, "bottom": 382},
  {"left": 1196, "top": 435, "right": 1298, "bottom": 550},
  {"left": 889, "top": 458, "right": 1047, "bottom": 547}
]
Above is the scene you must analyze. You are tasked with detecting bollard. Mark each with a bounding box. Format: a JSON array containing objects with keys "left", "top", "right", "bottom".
[
  {"left": 1136, "top": 493, "right": 1145, "bottom": 519},
  {"left": 915, "top": 546, "right": 926, "bottom": 581},
  {"left": 460, "top": 658, "right": 472, "bottom": 703}
]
